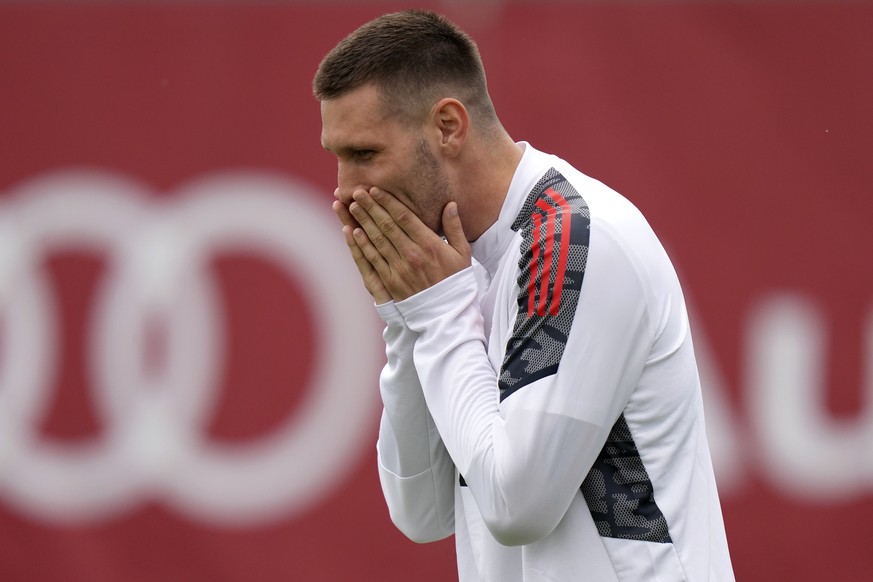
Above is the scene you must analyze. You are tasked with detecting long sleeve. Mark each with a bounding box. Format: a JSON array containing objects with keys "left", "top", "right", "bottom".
[
  {"left": 375, "top": 301, "right": 455, "bottom": 543},
  {"left": 397, "top": 211, "right": 654, "bottom": 547}
]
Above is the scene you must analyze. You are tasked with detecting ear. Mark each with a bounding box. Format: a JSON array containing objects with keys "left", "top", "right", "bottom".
[{"left": 432, "top": 98, "right": 468, "bottom": 158}]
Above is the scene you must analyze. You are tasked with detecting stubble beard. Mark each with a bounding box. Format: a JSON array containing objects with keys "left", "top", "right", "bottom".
[{"left": 410, "top": 138, "right": 453, "bottom": 236}]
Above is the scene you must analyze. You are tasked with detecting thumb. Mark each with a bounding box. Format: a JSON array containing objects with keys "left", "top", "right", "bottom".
[{"left": 442, "top": 202, "right": 470, "bottom": 256}]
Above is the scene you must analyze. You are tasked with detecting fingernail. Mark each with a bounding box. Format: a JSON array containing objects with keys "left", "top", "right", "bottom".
[{"left": 448, "top": 202, "right": 458, "bottom": 216}]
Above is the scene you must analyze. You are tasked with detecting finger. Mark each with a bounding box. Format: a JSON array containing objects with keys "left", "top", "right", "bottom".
[
  {"left": 351, "top": 225, "right": 393, "bottom": 280},
  {"left": 343, "top": 226, "right": 379, "bottom": 282},
  {"left": 349, "top": 195, "right": 402, "bottom": 263},
  {"left": 341, "top": 224, "right": 391, "bottom": 303},
  {"left": 352, "top": 226, "right": 419, "bottom": 301},
  {"left": 441, "top": 201, "right": 471, "bottom": 258},
  {"left": 332, "top": 200, "right": 361, "bottom": 230},
  {"left": 368, "top": 187, "right": 436, "bottom": 245}
]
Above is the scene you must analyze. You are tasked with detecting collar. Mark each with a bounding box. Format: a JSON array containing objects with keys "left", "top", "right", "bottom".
[{"left": 471, "top": 142, "right": 554, "bottom": 276}]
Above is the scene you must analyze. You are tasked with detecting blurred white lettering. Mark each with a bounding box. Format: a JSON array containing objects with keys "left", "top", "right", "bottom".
[
  {"left": 746, "top": 295, "right": 873, "bottom": 501},
  {"left": 0, "top": 170, "right": 382, "bottom": 527}
]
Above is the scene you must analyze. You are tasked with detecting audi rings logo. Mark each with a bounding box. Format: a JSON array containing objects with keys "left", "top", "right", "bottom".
[{"left": 0, "top": 170, "right": 381, "bottom": 527}]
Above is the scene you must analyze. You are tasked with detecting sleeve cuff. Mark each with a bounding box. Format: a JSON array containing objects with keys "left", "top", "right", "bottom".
[
  {"left": 375, "top": 300, "right": 404, "bottom": 324},
  {"left": 396, "top": 266, "right": 477, "bottom": 326}
]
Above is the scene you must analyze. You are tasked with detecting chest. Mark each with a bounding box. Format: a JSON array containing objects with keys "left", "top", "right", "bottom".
[{"left": 475, "top": 239, "right": 522, "bottom": 371}]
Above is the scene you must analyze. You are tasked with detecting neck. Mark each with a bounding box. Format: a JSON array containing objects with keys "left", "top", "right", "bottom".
[{"left": 454, "top": 132, "right": 524, "bottom": 241}]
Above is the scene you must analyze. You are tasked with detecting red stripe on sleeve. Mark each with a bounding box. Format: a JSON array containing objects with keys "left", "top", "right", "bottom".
[
  {"left": 544, "top": 189, "right": 572, "bottom": 316},
  {"left": 535, "top": 198, "right": 557, "bottom": 316},
  {"left": 528, "top": 212, "right": 543, "bottom": 316}
]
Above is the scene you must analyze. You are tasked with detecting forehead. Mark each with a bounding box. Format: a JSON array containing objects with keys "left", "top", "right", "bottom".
[{"left": 320, "top": 85, "right": 401, "bottom": 151}]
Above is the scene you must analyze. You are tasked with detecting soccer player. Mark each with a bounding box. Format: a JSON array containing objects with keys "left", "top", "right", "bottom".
[{"left": 314, "top": 10, "right": 734, "bottom": 581}]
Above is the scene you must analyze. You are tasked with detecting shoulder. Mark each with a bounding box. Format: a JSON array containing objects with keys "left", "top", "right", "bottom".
[{"left": 509, "top": 168, "right": 591, "bottom": 319}]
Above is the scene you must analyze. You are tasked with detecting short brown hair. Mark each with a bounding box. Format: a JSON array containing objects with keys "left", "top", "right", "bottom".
[{"left": 313, "top": 10, "right": 497, "bottom": 125}]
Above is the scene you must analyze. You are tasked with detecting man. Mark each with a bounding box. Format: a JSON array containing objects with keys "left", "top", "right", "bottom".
[{"left": 314, "top": 9, "right": 734, "bottom": 581}]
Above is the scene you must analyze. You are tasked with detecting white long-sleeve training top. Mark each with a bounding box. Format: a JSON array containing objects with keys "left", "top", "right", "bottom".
[{"left": 376, "top": 143, "right": 734, "bottom": 581}]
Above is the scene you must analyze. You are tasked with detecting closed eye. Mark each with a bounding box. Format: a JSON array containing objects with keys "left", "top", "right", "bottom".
[{"left": 352, "top": 149, "right": 377, "bottom": 162}]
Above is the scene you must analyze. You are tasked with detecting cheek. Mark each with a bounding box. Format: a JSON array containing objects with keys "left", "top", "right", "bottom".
[{"left": 365, "top": 160, "right": 399, "bottom": 190}]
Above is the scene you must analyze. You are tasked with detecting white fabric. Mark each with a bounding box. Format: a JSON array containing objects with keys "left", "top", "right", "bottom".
[{"left": 376, "top": 143, "right": 734, "bottom": 581}]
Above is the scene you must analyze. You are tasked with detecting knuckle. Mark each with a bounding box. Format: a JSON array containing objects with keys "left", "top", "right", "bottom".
[
  {"left": 370, "top": 231, "right": 387, "bottom": 247},
  {"left": 394, "top": 207, "right": 412, "bottom": 226},
  {"left": 404, "top": 249, "right": 422, "bottom": 269},
  {"left": 378, "top": 217, "right": 396, "bottom": 235}
]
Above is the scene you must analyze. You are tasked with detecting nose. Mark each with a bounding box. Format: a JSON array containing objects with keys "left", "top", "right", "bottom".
[{"left": 335, "top": 162, "right": 368, "bottom": 205}]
